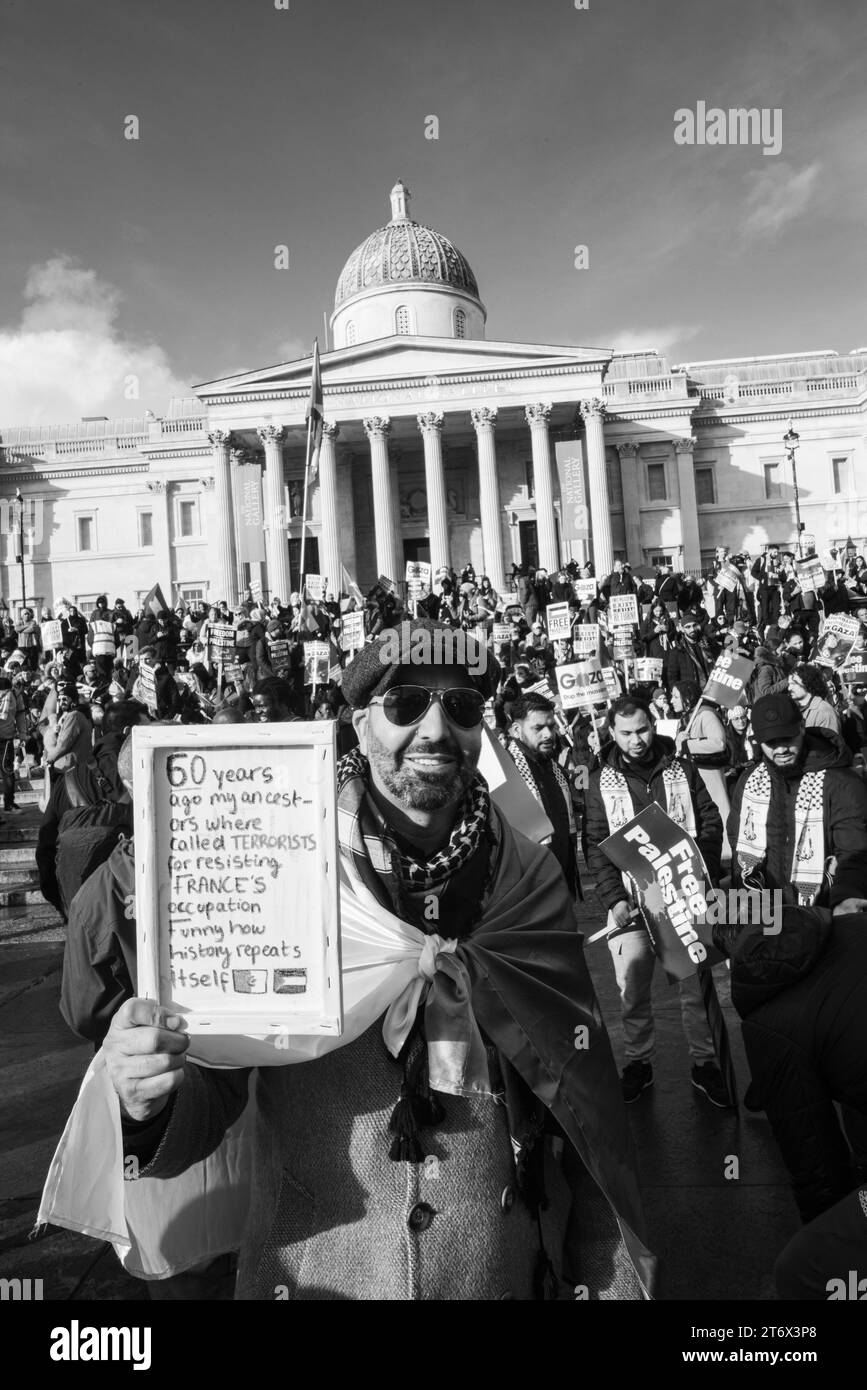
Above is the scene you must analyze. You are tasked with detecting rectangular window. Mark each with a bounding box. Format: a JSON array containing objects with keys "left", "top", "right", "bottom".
[
  {"left": 764, "top": 463, "right": 781, "bottom": 499},
  {"left": 138, "top": 511, "right": 153, "bottom": 548},
  {"left": 524, "top": 462, "right": 535, "bottom": 502},
  {"left": 178, "top": 499, "right": 196, "bottom": 538},
  {"left": 695, "top": 466, "right": 716, "bottom": 505},
  {"left": 832, "top": 456, "right": 849, "bottom": 494},
  {"left": 75, "top": 595, "right": 98, "bottom": 618},
  {"left": 646, "top": 462, "right": 667, "bottom": 502},
  {"left": 77, "top": 515, "right": 94, "bottom": 552},
  {"left": 178, "top": 584, "right": 206, "bottom": 604}
]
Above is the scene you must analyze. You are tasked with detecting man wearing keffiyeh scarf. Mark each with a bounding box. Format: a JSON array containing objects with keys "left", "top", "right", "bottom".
[{"left": 104, "top": 622, "right": 656, "bottom": 1300}]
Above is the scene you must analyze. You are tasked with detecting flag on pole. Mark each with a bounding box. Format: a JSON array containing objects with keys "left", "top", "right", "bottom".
[
  {"left": 141, "top": 582, "right": 169, "bottom": 616},
  {"left": 306, "top": 338, "right": 324, "bottom": 482}
]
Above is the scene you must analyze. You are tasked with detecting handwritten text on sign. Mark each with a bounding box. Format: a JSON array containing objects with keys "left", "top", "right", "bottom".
[{"left": 134, "top": 725, "right": 341, "bottom": 1035}]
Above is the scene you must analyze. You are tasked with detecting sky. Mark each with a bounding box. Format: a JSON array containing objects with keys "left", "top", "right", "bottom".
[{"left": 1, "top": 0, "right": 865, "bottom": 425}]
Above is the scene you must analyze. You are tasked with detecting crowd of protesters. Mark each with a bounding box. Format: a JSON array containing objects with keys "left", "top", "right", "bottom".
[{"left": 16, "top": 543, "right": 867, "bottom": 1300}]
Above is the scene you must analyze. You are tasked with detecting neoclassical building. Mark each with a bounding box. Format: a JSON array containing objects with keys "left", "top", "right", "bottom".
[{"left": 2, "top": 180, "right": 866, "bottom": 614}]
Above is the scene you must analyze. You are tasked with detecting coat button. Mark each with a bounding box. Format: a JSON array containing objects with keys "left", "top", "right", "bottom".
[
  {"left": 407, "top": 1202, "right": 435, "bottom": 1233},
  {"left": 500, "top": 1185, "right": 516, "bottom": 1213}
]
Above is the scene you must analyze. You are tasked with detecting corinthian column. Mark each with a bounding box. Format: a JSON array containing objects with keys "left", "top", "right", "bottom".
[
  {"left": 525, "top": 402, "right": 558, "bottom": 572},
  {"left": 417, "top": 411, "right": 449, "bottom": 575},
  {"left": 257, "top": 425, "right": 293, "bottom": 604},
  {"left": 673, "top": 436, "right": 701, "bottom": 572},
  {"left": 470, "top": 407, "right": 506, "bottom": 594},
  {"left": 318, "top": 421, "right": 341, "bottom": 597},
  {"left": 580, "top": 398, "right": 613, "bottom": 579},
  {"left": 363, "top": 416, "right": 399, "bottom": 582},
  {"left": 206, "top": 430, "right": 238, "bottom": 603},
  {"left": 616, "top": 441, "right": 642, "bottom": 567}
]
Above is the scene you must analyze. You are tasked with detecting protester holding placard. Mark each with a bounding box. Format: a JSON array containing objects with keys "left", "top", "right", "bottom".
[
  {"left": 584, "top": 695, "right": 730, "bottom": 1107},
  {"left": 98, "top": 619, "right": 655, "bottom": 1301}
]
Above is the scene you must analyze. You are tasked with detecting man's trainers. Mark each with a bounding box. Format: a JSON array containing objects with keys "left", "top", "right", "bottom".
[
  {"left": 691, "top": 1061, "right": 734, "bottom": 1109},
  {"left": 621, "top": 1060, "right": 653, "bottom": 1104}
]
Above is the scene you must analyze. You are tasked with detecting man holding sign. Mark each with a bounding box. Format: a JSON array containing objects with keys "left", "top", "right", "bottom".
[
  {"left": 102, "top": 620, "right": 654, "bottom": 1300},
  {"left": 584, "top": 696, "right": 730, "bottom": 1107}
]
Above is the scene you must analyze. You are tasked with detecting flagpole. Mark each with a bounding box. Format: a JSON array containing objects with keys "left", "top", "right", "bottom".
[{"left": 299, "top": 413, "right": 313, "bottom": 593}]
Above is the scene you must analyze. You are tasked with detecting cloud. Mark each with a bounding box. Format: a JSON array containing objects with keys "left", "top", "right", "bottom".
[
  {"left": 276, "top": 337, "right": 308, "bottom": 363},
  {"left": 606, "top": 323, "right": 702, "bottom": 356},
  {"left": 741, "top": 161, "right": 821, "bottom": 240},
  {"left": 0, "top": 255, "right": 190, "bottom": 426}
]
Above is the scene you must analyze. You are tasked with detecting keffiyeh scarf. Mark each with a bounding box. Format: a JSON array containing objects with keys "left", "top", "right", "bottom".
[
  {"left": 337, "top": 746, "right": 489, "bottom": 892},
  {"left": 497, "top": 733, "right": 576, "bottom": 836},
  {"left": 599, "top": 759, "right": 696, "bottom": 834},
  {"left": 736, "top": 764, "right": 826, "bottom": 906}
]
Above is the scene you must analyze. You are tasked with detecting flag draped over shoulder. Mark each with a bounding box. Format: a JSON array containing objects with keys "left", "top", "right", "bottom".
[{"left": 306, "top": 338, "right": 323, "bottom": 481}]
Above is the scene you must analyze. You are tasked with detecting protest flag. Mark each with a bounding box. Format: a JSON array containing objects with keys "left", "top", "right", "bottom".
[{"left": 141, "top": 582, "right": 169, "bottom": 616}]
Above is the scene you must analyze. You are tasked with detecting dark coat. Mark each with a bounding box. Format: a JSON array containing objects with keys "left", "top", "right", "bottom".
[
  {"left": 60, "top": 836, "right": 136, "bottom": 1043},
  {"left": 584, "top": 738, "right": 723, "bottom": 909},
  {"left": 727, "top": 728, "right": 867, "bottom": 909}
]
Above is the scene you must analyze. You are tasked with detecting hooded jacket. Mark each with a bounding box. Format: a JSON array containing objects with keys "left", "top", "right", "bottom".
[
  {"left": 727, "top": 727, "right": 867, "bottom": 908},
  {"left": 584, "top": 737, "right": 724, "bottom": 908}
]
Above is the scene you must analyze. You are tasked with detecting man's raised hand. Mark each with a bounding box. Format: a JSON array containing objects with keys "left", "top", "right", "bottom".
[{"left": 103, "top": 998, "right": 190, "bottom": 1124}]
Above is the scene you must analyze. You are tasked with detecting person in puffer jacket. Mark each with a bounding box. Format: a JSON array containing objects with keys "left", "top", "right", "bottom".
[{"left": 728, "top": 693, "right": 867, "bottom": 913}]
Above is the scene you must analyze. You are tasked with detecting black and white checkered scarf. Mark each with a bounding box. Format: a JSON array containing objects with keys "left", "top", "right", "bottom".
[{"left": 336, "top": 747, "right": 490, "bottom": 893}]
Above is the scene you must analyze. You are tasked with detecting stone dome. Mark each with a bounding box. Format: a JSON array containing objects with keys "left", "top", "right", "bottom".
[{"left": 334, "top": 182, "right": 481, "bottom": 310}]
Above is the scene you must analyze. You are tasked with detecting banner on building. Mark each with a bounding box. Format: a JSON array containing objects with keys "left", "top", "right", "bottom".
[
  {"left": 554, "top": 440, "right": 589, "bottom": 544},
  {"left": 546, "top": 602, "right": 572, "bottom": 640},
  {"left": 236, "top": 463, "right": 266, "bottom": 564}
]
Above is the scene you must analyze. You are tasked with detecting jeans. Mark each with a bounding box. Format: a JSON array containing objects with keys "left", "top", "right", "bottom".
[{"left": 607, "top": 926, "right": 715, "bottom": 1064}]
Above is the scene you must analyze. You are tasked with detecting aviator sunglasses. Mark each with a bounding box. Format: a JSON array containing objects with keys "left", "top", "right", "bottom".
[{"left": 370, "top": 685, "right": 485, "bottom": 729}]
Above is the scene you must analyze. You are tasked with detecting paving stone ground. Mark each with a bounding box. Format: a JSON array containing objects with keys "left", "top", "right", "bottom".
[{"left": 0, "top": 825, "right": 799, "bottom": 1302}]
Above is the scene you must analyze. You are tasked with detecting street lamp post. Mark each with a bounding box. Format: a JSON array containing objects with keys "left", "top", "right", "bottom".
[
  {"left": 783, "top": 421, "right": 803, "bottom": 558},
  {"left": 14, "top": 489, "right": 26, "bottom": 612}
]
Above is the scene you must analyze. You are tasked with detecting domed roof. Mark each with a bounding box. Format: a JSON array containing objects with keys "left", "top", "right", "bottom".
[{"left": 334, "top": 182, "right": 480, "bottom": 310}]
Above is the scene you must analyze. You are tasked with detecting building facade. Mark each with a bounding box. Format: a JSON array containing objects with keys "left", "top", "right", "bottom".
[{"left": 2, "top": 182, "right": 865, "bottom": 614}]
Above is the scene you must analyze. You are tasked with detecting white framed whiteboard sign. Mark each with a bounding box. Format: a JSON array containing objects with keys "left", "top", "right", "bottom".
[{"left": 132, "top": 722, "right": 342, "bottom": 1037}]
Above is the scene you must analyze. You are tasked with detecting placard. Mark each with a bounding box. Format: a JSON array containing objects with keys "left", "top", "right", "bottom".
[
  {"left": 208, "top": 622, "right": 236, "bottom": 658},
  {"left": 655, "top": 718, "right": 680, "bottom": 742},
  {"left": 304, "top": 575, "right": 327, "bottom": 602},
  {"left": 609, "top": 594, "right": 639, "bottom": 628},
  {"left": 702, "top": 653, "right": 755, "bottom": 708},
  {"left": 715, "top": 562, "right": 741, "bottom": 594},
  {"left": 41, "top": 619, "right": 63, "bottom": 651},
  {"left": 842, "top": 663, "right": 867, "bottom": 686},
  {"left": 574, "top": 622, "right": 599, "bottom": 657},
  {"left": 492, "top": 622, "right": 512, "bottom": 646},
  {"left": 137, "top": 657, "right": 159, "bottom": 717},
  {"left": 634, "top": 657, "right": 664, "bottom": 683},
  {"left": 546, "top": 602, "right": 572, "bottom": 640},
  {"left": 795, "top": 555, "right": 826, "bottom": 595},
  {"left": 267, "top": 638, "right": 291, "bottom": 674},
  {"left": 601, "top": 666, "right": 621, "bottom": 699},
  {"left": 555, "top": 659, "right": 607, "bottom": 711},
  {"left": 573, "top": 579, "right": 597, "bottom": 605},
  {"left": 132, "top": 723, "right": 342, "bottom": 1036},
  {"left": 405, "top": 561, "right": 432, "bottom": 599},
  {"left": 815, "top": 614, "right": 861, "bottom": 670},
  {"left": 340, "top": 611, "right": 365, "bottom": 655},
  {"left": 304, "top": 639, "right": 330, "bottom": 686},
  {"left": 599, "top": 802, "right": 726, "bottom": 983}
]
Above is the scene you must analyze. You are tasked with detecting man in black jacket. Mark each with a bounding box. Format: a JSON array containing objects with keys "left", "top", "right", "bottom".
[
  {"left": 728, "top": 693, "right": 867, "bottom": 912},
  {"left": 584, "top": 696, "right": 729, "bottom": 1106}
]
